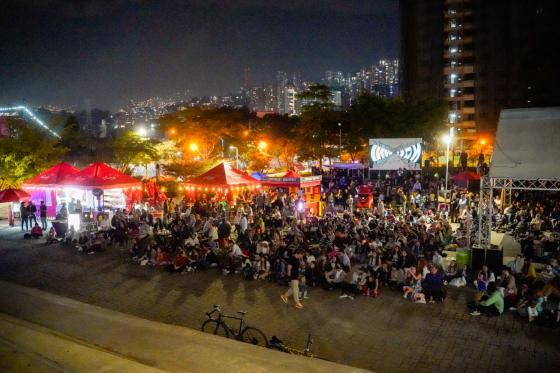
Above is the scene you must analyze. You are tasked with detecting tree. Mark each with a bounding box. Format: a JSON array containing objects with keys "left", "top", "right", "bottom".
[
  {"left": 111, "top": 131, "right": 157, "bottom": 172},
  {"left": 159, "top": 107, "right": 251, "bottom": 161},
  {"left": 349, "top": 92, "right": 446, "bottom": 145},
  {"left": 0, "top": 118, "right": 67, "bottom": 188},
  {"left": 163, "top": 160, "right": 216, "bottom": 180}
]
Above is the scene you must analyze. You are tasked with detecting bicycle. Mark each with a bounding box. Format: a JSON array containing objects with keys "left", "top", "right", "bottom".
[
  {"left": 201, "top": 305, "right": 268, "bottom": 347},
  {"left": 268, "top": 333, "right": 324, "bottom": 359}
]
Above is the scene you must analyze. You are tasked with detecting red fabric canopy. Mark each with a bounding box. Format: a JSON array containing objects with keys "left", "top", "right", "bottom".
[
  {"left": 23, "top": 162, "right": 80, "bottom": 187},
  {"left": 0, "top": 188, "right": 31, "bottom": 203},
  {"left": 185, "top": 163, "right": 260, "bottom": 188},
  {"left": 283, "top": 170, "right": 300, "bottom": 178},
  {"left": 59, "top": 162, "right": 141, "bottom": 189},
  {"left": 451, "top": 171, "right": 481, "bottom": 182}
]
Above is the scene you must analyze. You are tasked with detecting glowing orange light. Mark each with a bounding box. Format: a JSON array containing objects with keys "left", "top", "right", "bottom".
[
  {"left": 170, "top": 128, "right": 176, "bottom": 135},
  {"left": 243, "top": 130, "right": 249, "bottom": 136},
  {"left": 480, "top": 139, "right": 487, "bottom": 145},
  {"left": 258, "top": 140, "right": 268, "bottom": 150},
  {"left": 189, "top": 143, "right": 198, "bottom": 152}
]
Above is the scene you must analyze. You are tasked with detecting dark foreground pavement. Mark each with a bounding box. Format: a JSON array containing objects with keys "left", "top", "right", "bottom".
[{"left": 0, "top": 226, "right": 558, "bottom": 372}]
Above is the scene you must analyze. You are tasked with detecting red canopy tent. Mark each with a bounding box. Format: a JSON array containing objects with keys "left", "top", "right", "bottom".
[
  {"left": 58, "top": 162, "right": 142, "bottom": 211},
  {"left": 0, "top": 188, "right": 31, "bottom": 203},
  {"left": 451, "top": 171, "right": 480, "bottom": 182},
  {"left": 59, "top": 162, "right": 141, "bottom": 189},
  {"left": 0, "top": 188, "right": 31, "bottom": 226},
  {"left": 451, "top": 171, "right": 481, "bottom": 188},
  {"left": 23, "top": 162, "right": 80, "bottom": 188},
  {"left": 184, "top": 163, "right": 260, "bottom": 190},
  {"left": 22, "top": 162, "right": 81, "bottom": 218}
]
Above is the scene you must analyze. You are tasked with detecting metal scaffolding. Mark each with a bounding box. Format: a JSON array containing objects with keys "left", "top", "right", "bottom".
[{"left": 477, "top": 176, "right": 560, "bottom": 256}]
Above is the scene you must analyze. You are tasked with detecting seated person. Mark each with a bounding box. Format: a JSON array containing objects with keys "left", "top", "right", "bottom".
[
  {"left": 469, "top": 282, "right": 504, "bottom": 317},
  {"left": 154, "top": 247, "right": 170, "bottom": 266},
  {"left": 444, "top": 260, "right": 458, "bottom": 283},
  {"left": 543, "top": 276, "right": 560, "bottom": 301},
  {"left": 323, "top": 263, "right": 347, "bottom": 290},
  {"left": 254, "top": 254, "right": 271, "bottom": 280},
  {"left": 389, "top": 264, "right": 405, "bottom": 290},
  {"left": 423, "top": 265, "right": 445, "bottom": 302},
  {"left": 516, "top": 285, "right": 545, "bottom": 323},
  {"left": 474, "top": 265, "right": 496, "bottom": 293},
  {"left": 339, "top": 266, "right": 367, "bottom": 299},
  {"left": 46, "top": 227, "right": 58, "bottom": 244},
  {"left": 500, "top": 267, "right": 518, "bottom": 308},
  {"left": 31, "top": 223, "right": 43, "bottom": 238},
  {"left": 169, "top": 248, "right": 189, "bottom": 272}
]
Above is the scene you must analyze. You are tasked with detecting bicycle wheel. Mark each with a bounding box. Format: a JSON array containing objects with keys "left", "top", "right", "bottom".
[
  {"left": 201, "top": 319, "right": 229, "bottom": 338},
  {"left": 240, "top": 327, "right": 268, "bottom": 347}
]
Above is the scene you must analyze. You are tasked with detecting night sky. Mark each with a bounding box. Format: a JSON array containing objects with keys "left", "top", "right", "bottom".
[{"left": 0, "top": 0, "right": 399, "bottom": 110}]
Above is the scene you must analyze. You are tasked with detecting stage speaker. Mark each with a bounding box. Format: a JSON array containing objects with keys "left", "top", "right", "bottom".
[{"left": 471, "top": 245, "right": 503, "bottom": 272}]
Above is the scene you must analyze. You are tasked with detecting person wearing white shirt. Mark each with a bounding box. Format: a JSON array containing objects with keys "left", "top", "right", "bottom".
[{"left": 240, "top": 214, "right": 248, "bottom": 234}]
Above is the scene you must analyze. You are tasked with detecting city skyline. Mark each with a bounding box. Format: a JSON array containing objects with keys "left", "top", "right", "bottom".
[{"left": 0, "top": 0, "right": 399, "bottom": 110}]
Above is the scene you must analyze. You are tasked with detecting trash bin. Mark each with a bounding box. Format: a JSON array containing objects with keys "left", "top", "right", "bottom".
[
  {"left": 455, "top": 248, "right": 470, "bottom": 269},
  {"left": 51, "top": 220, "right": 68, "bottom": 237}
]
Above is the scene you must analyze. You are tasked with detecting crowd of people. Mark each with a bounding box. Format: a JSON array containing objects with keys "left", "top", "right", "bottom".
[{"left": 47, "top": 168, "right": 560, "bottom": 325}]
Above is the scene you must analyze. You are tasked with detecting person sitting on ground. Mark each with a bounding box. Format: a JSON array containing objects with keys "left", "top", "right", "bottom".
[
  {"left": 516, "top": 284, "right": 545, "bottom": 322},
  {"left": 469, "top": 282, "right": 504, "bottom": 317},
  {"left": 423, "top": 264, "right": 445, "bottom": 303},
  {"left": 45, "top": 226, "right": 58, "bottom": 244},
  {"left": 170, "top": 248, "right": 189, "bottom": 272},
  {"left": 500, "top": 267, "right": 518, "bottom": 308},
  {"left": 31, "top": 223, "right": 43, "bottom": 238},
  {"left": 254, "top": 254, "right": 271, "bottom": 280},
  {"left": 403, "top": 266, "right": 422, "bottom": 300},
  {"left": 361, "top": 270, "right": 381, "bottom": 298},
  {"left": 474, "top": 265, "right": 495, "bottom": 293},
  {"left": 323, "top": 263, "right": 347, "bottom": 290},
  {"left": 389, "top": 264, "right": 405, "bottom": 290},
  {"left": 340, "top": 266, "right": 366, "bottom": 299},
  {"left": 444, "top": 260, "right": 458, "bottom": 284}
]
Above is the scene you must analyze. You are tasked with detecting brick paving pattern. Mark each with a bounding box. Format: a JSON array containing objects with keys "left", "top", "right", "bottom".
[{"left": 0, "top": 230, "right": 558, "bottom": 372}]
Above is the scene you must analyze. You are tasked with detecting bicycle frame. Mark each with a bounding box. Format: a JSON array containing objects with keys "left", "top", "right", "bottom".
[{"left": 206, "top": 306, "right": 246, "bottom": 337}]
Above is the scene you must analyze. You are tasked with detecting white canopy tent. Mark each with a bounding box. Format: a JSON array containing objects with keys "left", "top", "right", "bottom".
[{"left": 478, "top": 107, "right": 560, "bottom": 252}]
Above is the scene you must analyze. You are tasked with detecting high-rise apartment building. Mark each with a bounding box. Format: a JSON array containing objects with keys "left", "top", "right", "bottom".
[
  {"left": 276, "top": 71, "right": 288, "bottom": 114},
  {"left": 400, "top": 0, "right": 560, "bottom": 142}
]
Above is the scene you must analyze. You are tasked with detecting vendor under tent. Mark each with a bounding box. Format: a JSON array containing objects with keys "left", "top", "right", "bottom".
[
  {"left": 183, "top": 163, "right": 261, "bottom": 204},
  {"left": 22, "top": 162, "right": 80, "bottom": 218},
  {"left": 0, "top": 188, "right": 31, "bottom": 226},
  {"left": 57, "top": 162, "right": 142, "bottom": 212},
  {"left": 262, "top": 170, "right": 323, "bottom": 215}
]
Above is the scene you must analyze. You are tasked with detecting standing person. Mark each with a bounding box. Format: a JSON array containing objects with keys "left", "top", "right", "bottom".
[
  {"left": 20, "top": 202, "right": 29, "bottom": 231},
  {"left": 75, "top": 200, "right": 83, "bottom": 214},
  {"left": 39, "top": 201, "right": 48, "bottom": 230},
  {"left": 27, "top": 201, "right": 37, "bottom": 226},
  {"left": 280, "top": 249, "right": 305, "bottom": 309},
  {"left": 68, "top": 198, "right": 76, "bottom": 214}
]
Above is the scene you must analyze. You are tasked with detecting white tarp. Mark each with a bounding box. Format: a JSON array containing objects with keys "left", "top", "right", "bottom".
[
  {"left": 490, "top": 107, "right": 560, "bottom": 180},
  {"left": 369, "top": 138, "right": 422, "bottom": 170}
]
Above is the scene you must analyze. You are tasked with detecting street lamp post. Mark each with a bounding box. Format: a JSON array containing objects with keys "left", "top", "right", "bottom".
[
  {"left": 442, "top": 127, "right": 455, "bottom": 213},
  {"left": 338, "top": 122, "right": 342, "bottom": 159},
  {"left": 229, "top": 145, "right": 239, "bottom": 169}
]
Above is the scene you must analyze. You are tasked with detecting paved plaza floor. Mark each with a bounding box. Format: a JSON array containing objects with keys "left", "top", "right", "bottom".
[{"left": 0, "top": 226, "right": 558, "bottom": 372}]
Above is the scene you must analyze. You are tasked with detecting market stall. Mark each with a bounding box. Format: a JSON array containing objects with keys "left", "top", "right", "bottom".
[
  {"left": 183, "top": 163, "right": 261, "bottom": 204},
  {"left": 58, "top": 162, "right": 142, "bottom": 211},
  {"left": 22, "top": 162, "right": 80, "bottom": 218},
  {"left": 261, "top": 171, "right": 322, "bottom": 215}
]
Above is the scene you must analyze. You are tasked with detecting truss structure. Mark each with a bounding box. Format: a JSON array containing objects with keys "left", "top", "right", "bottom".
[{"left": 477, "top": 176, "right": 560, "bottom": 252}]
